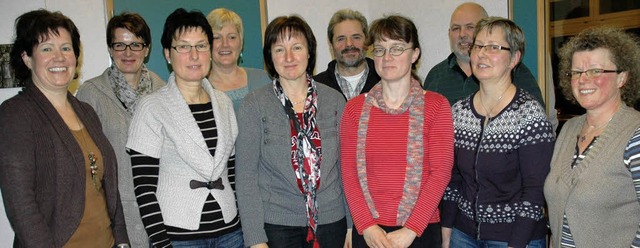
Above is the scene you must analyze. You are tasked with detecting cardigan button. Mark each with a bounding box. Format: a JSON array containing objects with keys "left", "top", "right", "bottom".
[
  {"left": 262, "top": 117, "right": 266, "bottom": 122},
  {"left": 264, "top": 139, "right": 269, "bottom": 144},
  {"left": 264, "top": 129, "right": 268, "bottom": 133}
]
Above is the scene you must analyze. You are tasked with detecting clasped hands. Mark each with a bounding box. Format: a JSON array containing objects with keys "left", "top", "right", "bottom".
[{"left": 362, "top": 225, "right": 417, "bottom": 248}]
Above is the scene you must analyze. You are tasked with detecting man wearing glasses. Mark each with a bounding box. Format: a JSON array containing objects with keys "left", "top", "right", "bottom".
[
  {"left": 314, "top": 9, "right": 380, "bottom": 100},
  {"left": 423, "top": 2, "right": 544, "bottom": 107}
]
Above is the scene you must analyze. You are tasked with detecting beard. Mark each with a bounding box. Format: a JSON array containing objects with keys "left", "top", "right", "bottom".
[{"left": 337, "top": 46, "right": 365, "bottom": 68}]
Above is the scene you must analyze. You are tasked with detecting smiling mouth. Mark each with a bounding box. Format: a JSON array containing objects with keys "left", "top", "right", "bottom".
[
  {"left": 579, "top": 89, "right": 596, "bottom": 94},
  {"left": 49, "top": 67, "right": 67, "bottom": 72}
]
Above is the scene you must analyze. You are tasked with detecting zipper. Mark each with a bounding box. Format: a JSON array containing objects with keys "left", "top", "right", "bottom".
[{"left": 474, "top": 116, "right": 488, "bottom": 240}]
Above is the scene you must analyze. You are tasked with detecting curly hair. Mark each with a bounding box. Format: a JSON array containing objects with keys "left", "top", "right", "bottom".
[{"left": 557, "top": 27, "right": 640, "bottom": 105}]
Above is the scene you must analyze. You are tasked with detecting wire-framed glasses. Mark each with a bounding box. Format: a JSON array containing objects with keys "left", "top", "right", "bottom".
[
  {"left": 471, "top": 44, "right": 511, "bottom": 54},
  {"left": 567, "top": 68, "right": 622, "bottom": 80},
  {"left": 372, "top": 45, "right": 412, "bottom": 57}
]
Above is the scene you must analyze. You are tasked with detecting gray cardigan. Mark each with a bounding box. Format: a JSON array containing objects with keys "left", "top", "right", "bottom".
[
  {"left": 236, "top": 81, "right": 351, "bottom": 246},
  {"left": 76, "top": 68, "right": 164, "bottom": 247},
  {"left": 544, "top": 104, "right": 640, "bottom": 247}
]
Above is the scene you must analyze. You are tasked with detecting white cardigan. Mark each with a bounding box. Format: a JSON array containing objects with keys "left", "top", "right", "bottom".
[{"left": 127, "top": 73, "right": 238, "bottom": 230}]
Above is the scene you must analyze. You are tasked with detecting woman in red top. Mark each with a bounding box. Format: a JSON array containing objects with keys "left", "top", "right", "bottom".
[{"left": 340, "top": 15, "right": 454, "bottom": 248}]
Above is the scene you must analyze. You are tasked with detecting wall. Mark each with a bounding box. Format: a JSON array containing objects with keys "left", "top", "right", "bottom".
[{"left": 266, "top": 0, "right": 508, "bottom": 81}]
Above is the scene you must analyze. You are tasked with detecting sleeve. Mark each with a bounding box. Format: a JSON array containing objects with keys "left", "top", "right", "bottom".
[
  {"left": 0, "top": 101, "right": 55, "bottom": 247},
  {"left": 404, "top": 94, "right": 454, "bottom": 236},
  {"left": 235, "top": 93, "right": 268, "bottom": 246},
  {"left": 340, "top": 98, "right": 378, "bottom": 234},
  {"left": 129, "top": 150, "right": 172, "bottom": 248},
  {"left": 126, "top": 98, "right": 163, "bottom": 158},
  {"left": 623, "top": 127, "right": 640, "bottom": 248},
  {"left": 513, "top": 64, "right": 545, "bottom": 108},
  {"left": 333, "top": 96, "right": 352, "bottom": 229},
  {"left": 441, "top": 103, "right": 462, "bottom": 228},
  {"left": 509, "top": 102, "right": 554, "bottom": 248}
]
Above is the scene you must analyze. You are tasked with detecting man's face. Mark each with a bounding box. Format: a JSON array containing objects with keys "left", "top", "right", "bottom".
[
  {"left": 448, "top": 5, "right": 485, "bottom": 61},
  {"left": 331, "top": 19, "right": 366, "bottom": 68}
]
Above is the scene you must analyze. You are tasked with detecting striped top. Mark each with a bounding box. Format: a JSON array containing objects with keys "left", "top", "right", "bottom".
[
  {"left": 131, "top": 102, "right": 240, "bottom": 247},
  {"left": 340, "top": 92, "right": 453, "bottom": 236},
  {"left": 562, "top": 128, "right": 640, "bottom": 248}
]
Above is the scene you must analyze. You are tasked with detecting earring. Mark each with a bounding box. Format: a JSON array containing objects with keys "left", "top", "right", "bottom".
[
  {"left": 168, "top": 60, "right": 171, "bottom": 64},
  {"left": 238, "top": 52, "right": 244, "bottom": 64}
]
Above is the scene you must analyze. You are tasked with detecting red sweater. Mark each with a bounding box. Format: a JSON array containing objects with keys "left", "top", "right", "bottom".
[{"left": 340, "top": 91, "right": 453, "bottom": 236}]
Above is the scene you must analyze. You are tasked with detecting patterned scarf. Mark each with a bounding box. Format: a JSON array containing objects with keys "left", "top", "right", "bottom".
[
  {"left": 107, "top": 64, "right": 153, "bottom": 114},
  {"left": 356, "top": 79, "right": 425, "bottom": 225},
  {"left": 273, "top": 74, "right": 322, "bottom": 247}
]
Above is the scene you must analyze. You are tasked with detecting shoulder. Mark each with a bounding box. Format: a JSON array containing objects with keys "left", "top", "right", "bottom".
[
  {"left": 148, "top": 70, "right": 167, "bottom": 88},
  {"left": 77, "top": 70, "right": 108, "bottom": 95},
  {"left": 313, "top": 60, "right": 337, "bottom": 81},
  {"left": 424, "top": 90, "right": 450, "bottom": 106}
]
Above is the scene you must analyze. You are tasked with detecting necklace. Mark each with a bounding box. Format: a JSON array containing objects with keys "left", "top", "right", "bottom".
[
  {"left": 291, "top": 98, "right": 306, "bottom": 105},
  {"left": 479, "top": 84, "right": 512, "bottom": 119},
  {"left": 74, "top": 114, "right": 99, "bottom": 191},
  {"left": 578, "top": 116, "right": 613, "bottom": 142}
]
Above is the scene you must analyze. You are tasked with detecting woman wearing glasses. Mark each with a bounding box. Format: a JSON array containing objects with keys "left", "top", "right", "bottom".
[
  {"left": 340, "top": 15, "right": 454, "bottom": 248},
  {"left": 126, "top": 8, "right": 241, "bottom": 247},
  {"left": 440, "top": 17, "right": 554, "bottom": 248},
  {"left": 76, "top": 12, "right": 164, "bottom": 248},
  {"left": 544, "top": 27, "right": 640, "bottom": 248}
]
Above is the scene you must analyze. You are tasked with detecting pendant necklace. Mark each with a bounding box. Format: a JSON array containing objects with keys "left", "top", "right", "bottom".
[
  {"left": 579, "top": 117, "right": 613, "bottom": 143},
  {"left": 479, "top": 84, "right": 512, "bottom": 121},
  {"left": 75, "top": 114, "right": 99, "bottom": 191}
]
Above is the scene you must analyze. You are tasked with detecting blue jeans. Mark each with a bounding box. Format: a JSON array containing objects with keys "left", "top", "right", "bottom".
[
  {"left": 450, "top": 228, "right": 545, "bottom": 248},
  {"left": 170, "top": 228, "right": 243, "bottom": 248},
  {"left": 264, "top": 218, "right": 347, "bottom": 248}
]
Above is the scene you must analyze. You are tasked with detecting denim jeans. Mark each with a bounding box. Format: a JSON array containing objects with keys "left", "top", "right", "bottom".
[
  {"left": 264, "top": 217, "right": 347, "bottom": 248},
  {"left": 170, "top": 228, "right": 243, "bottom": 248},
  {"left": 352, "top": 222, "right": 442, "bottom": 248},
  {"left": 450, "top": 228, "right": 545, "bottom": 248}
]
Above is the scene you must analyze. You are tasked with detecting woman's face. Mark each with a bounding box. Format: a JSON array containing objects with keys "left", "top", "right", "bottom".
[
  {"left": 570, "top": 48, "right": 626, "bottom": 111},
  {"left": 372, "top": 37, "right": 419, "bottom": 84},
  {"left": 164, "top": 27, "right": 211, "bottom": 85},
  {"left": 211, "top": 23, "right": 242, "bottom": 68},
  {"left": 470, "top": 27, "right": 519, "bottom": 84},
  {"left": 109, "top": 28, "right": 149, "bottom": 76},
  {"left": 22, "top": 28, "right": 76, "bottom": 91},
  {"left": 271, "top": 32, "right": 309, "bottom": 83}
]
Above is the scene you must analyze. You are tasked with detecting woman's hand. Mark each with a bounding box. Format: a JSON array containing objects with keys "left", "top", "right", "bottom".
[
  {"left": 344, "top": 228, "right": 352, "bottom": 248},
  {"left": 251, "top": 243, "right": 269, "bottom": 248},
  {"left": 363, "top": 225, "right": 393, "bottom": 248},
  {"left": 385, "top": 227, "right": 417, "bottom": 248},
  {"left": 441, "top": 227, "right": 452, "bottom": 248}
]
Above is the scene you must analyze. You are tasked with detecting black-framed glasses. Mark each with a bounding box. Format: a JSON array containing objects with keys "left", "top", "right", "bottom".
[
  {"left": 171, "top": 44, "right": 211, "bottom": 53},
  {"left": 372, "top": 45, "right": 412, "bottom": 57},
  {"left": 110, "top": 42, "right": 146, "bottom": 51},
  {"left": 471, "top": 44, "right": 511, "bottom": 54},
  {"left": 567, "top": 68, "right": 623, "bottom": 80}
]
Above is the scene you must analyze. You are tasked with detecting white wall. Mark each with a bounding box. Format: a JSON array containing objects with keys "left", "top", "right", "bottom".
[
  {"left": 266, "top": 0, "right": 508, "bottom": 81},
  {"left": 0, "top": 0, "right": 110, "bottom": 245}
]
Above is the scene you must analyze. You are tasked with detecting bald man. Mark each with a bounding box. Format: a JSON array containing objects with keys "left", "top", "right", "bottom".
[{"left": 423, "top": 2, "right": 544, "bottom": 107}]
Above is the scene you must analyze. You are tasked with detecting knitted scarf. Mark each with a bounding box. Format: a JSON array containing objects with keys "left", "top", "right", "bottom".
[
  {"left": 356, "top": 79, "right": 425, "bottom": 225},
  {"left": 107, "top": 64, "right": 153, "bottom": 114},
  {"left": 273, "top": 74, "right": 322, "bottom": 247}
]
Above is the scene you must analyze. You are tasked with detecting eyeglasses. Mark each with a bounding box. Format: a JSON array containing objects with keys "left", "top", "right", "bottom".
[
  {"left": 110, "top": 42, "right": 146, "bottom": 51},
  {"left": 567, "top": 68, "right": 622, "bottom": 80},
  {"left": 171, "top": 44, "right": 210, "bottom": 53},
  {"left": 471, "top": 44, "right": 511, "bottom": 54},
  {"left": 372, "top": 45, "right": 412, "bottom": 57}
]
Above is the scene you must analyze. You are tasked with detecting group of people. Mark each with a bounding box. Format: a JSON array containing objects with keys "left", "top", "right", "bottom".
[{"left": 0, "top": 2, "right": 639, "bottom": 248}]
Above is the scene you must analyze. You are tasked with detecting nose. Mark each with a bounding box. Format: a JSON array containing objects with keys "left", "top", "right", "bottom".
[
  {"left": 53, "top": 49, "right": 65, "bottom": 61},
  {"left": 124, "top": 47, "right": 133, "bottom": 56},
  {"left": 221, "top": 37, "right": 229, "bottom": 47},
  {"left": 190, "top": 47, "right": 199, "bottom": 60},
  {"left": 346, "top": 37, "right": 353, "bottom": 47},
  {"left": 285, "top": 49, "right": 294, "bottom": 62}
]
